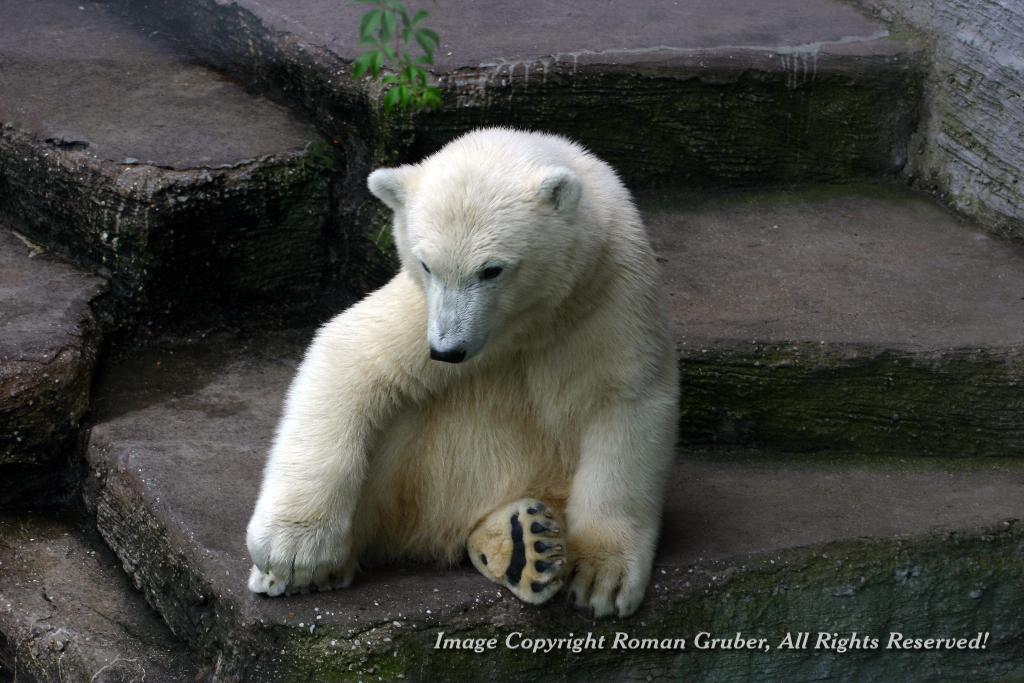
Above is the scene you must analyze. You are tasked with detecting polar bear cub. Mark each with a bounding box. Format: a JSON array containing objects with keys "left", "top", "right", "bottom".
[{"left": 246, "top": 128, "right": 678, "bottom": 618}]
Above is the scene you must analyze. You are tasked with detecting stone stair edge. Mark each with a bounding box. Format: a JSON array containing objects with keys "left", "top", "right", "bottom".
[
  {"left": 0, "top": 121, "right": 317, "bottom": 175},
  {"left": 0, "top": 123, "right": 343, "bottom": 336},
  {"left": 76, "top": 292, "right": 1024, "bottom": 680},
  {"left": 0, "top": 227, "right": 106, "bottom": 508},
  {"left": 435, "top": 34, "right": 919, "bottom": 86},
  {"left": 0, "top": 512, "right": 200, "bottom": 682},
  {"left": 316, "top": 521, "right": 1022, "bottom": 682},
  {"left": 81, "top": 439, "right": 1024, "bottom": 682},
  {"left": 0, "top": 0, "right": 356, "bottom": 338},
  {"left": 676, "top": 336, "right": 1024, "bottom": 457},
  {"left": 97, "top": 0, "right": 922, "bottom": 185}
]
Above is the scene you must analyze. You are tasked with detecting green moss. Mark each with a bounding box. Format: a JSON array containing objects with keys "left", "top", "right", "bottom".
[
  {"left": 637, "top": 180, "right": 931, "bottom": 216},
  {"left": 274, "top": 524, "right": 1024, "bottom": 682},
  {"left": 394, "top": 58, "right": 921, "bottom": 188},
  {"left": 677, "top": 343, "right": 1024, "bottom": 457},
  {"left": 684, "top": 448, "right": 1024, "bottom": 475},
  {"left": 303, "top": 140, "right": 343, "bottom": 173}
]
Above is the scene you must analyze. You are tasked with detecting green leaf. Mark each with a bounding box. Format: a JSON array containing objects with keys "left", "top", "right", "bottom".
[
  {"left": 351, "top": 51, "right": 377, "bottom": 78},
  {"left": 417, "top": 28, "right": 440, "bottom": 46},
  {"left": 424, "top": 86, "right": 443, "bottom": 109},
  {"left": 383, "top": 86, "right": 401, "bottom": 113},
  {"left": 414, "top": 28, "right": 440, "bottom": 57},
  {"left": 381, "top": 10, "right": 397, "bottom": 41},
  {"left": 359, "top": 10, "right": 383, "bottom": 42},
  {"left": 352, "top": 0, "right": 443, "bottom": 114}
]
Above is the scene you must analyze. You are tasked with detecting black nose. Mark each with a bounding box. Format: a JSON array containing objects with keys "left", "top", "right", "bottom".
[{"left": 430, "top": 347, "right": 466, "bottom": 363}]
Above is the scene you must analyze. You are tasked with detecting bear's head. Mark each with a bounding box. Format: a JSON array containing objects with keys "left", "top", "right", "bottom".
[{"left": 368, "top": 132, "right": 594, "bottom": 364}]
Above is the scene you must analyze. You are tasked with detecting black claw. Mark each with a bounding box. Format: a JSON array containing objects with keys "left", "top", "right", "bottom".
[
  {"left": 479, "top": 554, "right": 488, "bottom": 566},
  {"left": 535, "top": 559, "right": 552, "bottom": 573},
  {"left": 530, "top": 521, "right": 549, "bottom": 534},
  {"left": 531, "top": 580, "right": 551, "bottom": 593},
  {"left": 534, "top": 541, "right": 550, "bottom": 553},
  {"left": 526, "top": 506, "right": 538, "bottom": 515}
]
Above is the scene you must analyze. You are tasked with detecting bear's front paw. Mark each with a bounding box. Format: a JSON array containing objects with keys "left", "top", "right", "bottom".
[
  {"left": 468, "top": 499, "right": 567, "bottom": 605},
  {"left": 247, "top": 561, "right": 356, "bottom": 597},
  {"left": 567, "top": 538, "right": 650, "bottom": 618},
  {"left": 246, "top": 510, "right": 357, "bottom": 597}
]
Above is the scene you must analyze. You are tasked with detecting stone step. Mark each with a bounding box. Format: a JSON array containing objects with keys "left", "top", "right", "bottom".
[
  {"left": 84, "top": 331, "right": 1024, "bottom": 681},
  {"left": 648, "top": 183, "right": 1024, "bottom": 456},
  {"left": 102, "top": 0, "right": 921, "bottom": 186},
  {"left": 0, "top": 227, "right": 104, "bottom": 508},
  {"left": 0, "top": 513, "right": 197, "bottom": 682},
  {"left": 0, "top": 0, "right": 343, "bottom": 332}
]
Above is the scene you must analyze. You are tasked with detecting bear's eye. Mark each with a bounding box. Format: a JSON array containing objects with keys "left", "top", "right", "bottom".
[
  {"left": 480, "top": 266, "right": 503, "bottom": 280},
  {"left": 421, "top": 261, "right": 431, "bottom": 275}
]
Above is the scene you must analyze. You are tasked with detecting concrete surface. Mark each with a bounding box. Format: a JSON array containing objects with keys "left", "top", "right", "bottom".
[
  {"left": 156, "top": 0, "right": 900, "bottom": 73},
  {"left": 0, "top": 0, "right": 340, "bottom": 333},
  {"left": 642, "top": 184, "right": 1024, "bottom": 455},
  {"left": 0, "top": 0, "right": 1017, "bottom": 679},
  {"left": 103, "top": 0, "right": 921, "bottom": 186},
  {"left": 0, "top": 227, "right": 104, "bottom": 507},
  {"left": 83, "top": 324, "right": 1024, "bottom": 678},
  {"left": 647, "top": 183, "right": 1024, "bottom": 348},
  {"left": 0, "top": 0, "right": 314, "bottom": 168},
  {"left": 0, "top": 513, "right": 197, "bottom": 682}
]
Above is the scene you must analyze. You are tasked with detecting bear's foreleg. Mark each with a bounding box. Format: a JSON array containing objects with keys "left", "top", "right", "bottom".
[
  {"left": 247, "top": 273, "right": 447, "bottom": 596},
  {"left": 467, "top": 499, "right": 568, "bottom": 604},
  {"left": 565, "top": 387, "right": 677, "bottom": 617}
]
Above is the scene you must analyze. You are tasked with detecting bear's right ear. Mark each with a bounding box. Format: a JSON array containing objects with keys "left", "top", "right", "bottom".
[
  {"left": 368, "top": 166, "right": 413, "bottom": 212},
  {"left": 537, "top": 167, "right": 582, "bottom": 214}
]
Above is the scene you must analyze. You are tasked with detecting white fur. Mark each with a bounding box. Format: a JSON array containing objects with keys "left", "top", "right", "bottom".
[{"left": 246, "top": 128, "right": 679, "bottom": 617}]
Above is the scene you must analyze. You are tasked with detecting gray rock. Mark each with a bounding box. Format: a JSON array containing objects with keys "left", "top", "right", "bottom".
[
  {"left": 0, "top": 513, "right": 197, "bottom": 682},
  {"left": 0, "top": 0, "right": 341, "bottom": 331},
  {"left": 82, "top": 184, "right": 1024, "bottom": 678},
  {"left": 0, "top": 228, "right": 104, "bottom": 507},
  {"left": 101, "top": 0, "right": 922, "bottom": 186},
  {"left": 854, "top": 0, "right": 1024, "bottom": 241},
  {"left": 645, "top": 183, "right": 1024, "bottom": 455}
]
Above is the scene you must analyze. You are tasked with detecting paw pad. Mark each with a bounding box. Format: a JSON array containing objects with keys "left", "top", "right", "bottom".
[{"left": 467, "top": 498, "right": 568, "bottom": 605}]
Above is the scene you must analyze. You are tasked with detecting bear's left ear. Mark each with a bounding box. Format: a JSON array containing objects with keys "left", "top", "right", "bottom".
[
  {"left": 537, "top": 167, "right": 582, "bottom": 214},
  {"left": 368, "top": 166, "right": 414, "bottom": 212}
]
